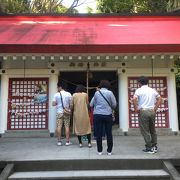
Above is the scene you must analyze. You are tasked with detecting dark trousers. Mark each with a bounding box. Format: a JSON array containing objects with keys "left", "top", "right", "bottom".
[
  {"left": 93, "top": 118, "right": 106, "bottom": 138},
  {"left": 93, "top": 114, "right": 113, "bottom": 153}
]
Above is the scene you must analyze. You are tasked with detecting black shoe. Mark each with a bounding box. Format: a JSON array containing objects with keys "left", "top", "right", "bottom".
[
  {"left": 152, "top": 146, "right": 158, "bottom": 153},
  {"left": 142, "top": 148, "right": 155, "bottom": 154}
]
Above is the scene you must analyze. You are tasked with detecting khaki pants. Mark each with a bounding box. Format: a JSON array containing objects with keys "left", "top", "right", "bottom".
[
  {"left": 139, "top": 109, "right": 157, "bottom": 149},
  {"left": 56, "top": 113, "right": 70, "bottom": 128}
]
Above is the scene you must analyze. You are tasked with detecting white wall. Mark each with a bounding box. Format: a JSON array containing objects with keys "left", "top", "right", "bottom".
[
  {"left": 168, "top": 73, "right": 179, "bottom": 131},
  {"left": 0, "top": 75, "right": 9, "bottom": 133},
  {"left": 48, "top": 74, "right": 58, "bottom": 134},
  {"left": 0, "top": 56, "right": 178, "bottom": 134},
  {"left": 0, "top": 68, "right": 58, "bottom": 134},
  {"left": 118, "top": 69, "right": 129, "bottom": 132}
]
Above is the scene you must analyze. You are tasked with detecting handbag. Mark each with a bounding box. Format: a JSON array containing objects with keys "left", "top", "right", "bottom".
[
  {"left": 98, "top": 90, "right": 115, "bottom": 121},
  {"left": 63, "top": 107, "right": 71, "bottom": 116},
  {"left": 60, "top": 92, "right": 71, "bottom": 116}
]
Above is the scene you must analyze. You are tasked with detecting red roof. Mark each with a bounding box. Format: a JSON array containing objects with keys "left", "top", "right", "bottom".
[{"left": 0, "top": 15, "right": 180, "bottom": 53}]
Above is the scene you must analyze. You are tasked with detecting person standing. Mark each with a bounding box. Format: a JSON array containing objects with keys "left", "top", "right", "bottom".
[
  {"left": 52, "top": 81, "right": 72, "bottom": 146},
  {"left": 93, "top": 86, "right": 106, "bottom": 140},
  {"left": 71, "top": 85, "right": 92, "bottom": 148},
  {"left": 90, "top": 80, "right": 117, "bottom": 155},
  {"left": 132, "top": 76, "right": 162, "bottom": 154}
]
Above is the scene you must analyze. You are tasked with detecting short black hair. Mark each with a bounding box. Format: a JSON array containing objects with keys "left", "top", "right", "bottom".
[
  {"left": 57, "top": 81, "right": 67, "bottom": 90},
  {"left": 138, "top": 76, "right": 148, "bottom": 85},
  {"left": 99, "top": 80, "right": 111, "bottom": 89},
  {"left": 75, "top": 84, "right": 86, "bottom": 93}
]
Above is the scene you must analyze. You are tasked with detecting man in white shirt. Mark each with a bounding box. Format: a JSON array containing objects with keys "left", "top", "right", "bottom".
[
  {"left": 52, "top": 81, "right": 72, "bottom": 146},
  {"left": 132, "top": 76, "right": 162, "bottom": 154}
]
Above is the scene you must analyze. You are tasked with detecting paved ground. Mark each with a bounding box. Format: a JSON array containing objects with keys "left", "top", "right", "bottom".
[{"left": 0, "top": 135, "right": 180, "bottom": 162}]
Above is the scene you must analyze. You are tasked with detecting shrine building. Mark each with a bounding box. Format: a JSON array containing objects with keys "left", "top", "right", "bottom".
[{"left": 0, "top": 14, "right": 179, "bottom": 136}]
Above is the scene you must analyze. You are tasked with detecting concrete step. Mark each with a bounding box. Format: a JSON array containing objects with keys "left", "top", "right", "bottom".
[
  {"left": 8, "top": 169, "right": 170, "bottom": 180},
  {"left": 2, "top": 130, "right": 50, "bottom": 138},
  {"left": 112, "top": 124, "right": 124, "bottom": 136},
  {"left": 11, "top": 159, "right": 165, "bottom": 171},
  {"left": 127, "top": 128, "right": 175, "bottom": 136}
]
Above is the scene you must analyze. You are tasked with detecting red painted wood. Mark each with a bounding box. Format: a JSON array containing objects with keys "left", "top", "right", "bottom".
[
  {"left": 1, "top": 44, "right": 180, "bottom": 53},
  {"left": 0, "top": 15, "right": 180, "bottom": 53},
  {"left": 128, "top": 77, "right": 169, "bottom": 128},
  {"left": 7, "top": 78, "right": 49, "bottom": 130}
]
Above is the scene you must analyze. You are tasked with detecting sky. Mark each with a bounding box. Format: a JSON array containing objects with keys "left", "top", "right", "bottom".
[{"left": 62, "top": 0, "right": 97, "bottom": 13}]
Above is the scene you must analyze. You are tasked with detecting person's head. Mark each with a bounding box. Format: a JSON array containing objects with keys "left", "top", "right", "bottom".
[
  {"left": 138, "top": 76, "right": 149, "bottom": 86},
  {"left": 75, "top": 84, "right": 86, "bottom": 93},
  {"left": 96, "top": 86, "right": 100, "bottom": 91},
  {"left": 99, "top": 80, "right": 111, "bottom": 89},
  {"left": 57, "top": 81, "right": 67, "bottom": 91}
]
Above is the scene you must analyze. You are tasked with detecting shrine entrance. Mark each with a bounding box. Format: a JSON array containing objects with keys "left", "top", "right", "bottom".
[{"left": 59, "top": 71, "right": 119, "bottom": 124}]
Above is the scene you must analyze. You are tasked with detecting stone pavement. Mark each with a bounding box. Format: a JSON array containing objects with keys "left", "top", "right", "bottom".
[{"left": 0, "top": 135, "right": 180, "bottom": 161}]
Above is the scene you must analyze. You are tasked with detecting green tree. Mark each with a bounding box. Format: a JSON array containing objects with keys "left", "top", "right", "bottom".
[
  {"left": 167, "top": 0, "right": 180, "bottom": 12},
  {"left": 0, "top": 0, "right": 30, "bottom": 13},
  {"left": 96, "top": 0, "right": 170, "bottom": 13},
  {"left": 30, "top": 0, "right": 68, "bottom": 13},
  {"left": 0, "top": 0, "right": 87, "bottom": 14},
  {"left": 175, "top": 59, "right": 180, "bottom": 88},
  {"left": 86, "top": 6, "right": 93, "bottom": 13}
]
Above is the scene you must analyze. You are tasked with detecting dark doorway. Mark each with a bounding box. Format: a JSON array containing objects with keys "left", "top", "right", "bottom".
[{"left": 59, "top": 71, "right": 119, "bottom": 124}]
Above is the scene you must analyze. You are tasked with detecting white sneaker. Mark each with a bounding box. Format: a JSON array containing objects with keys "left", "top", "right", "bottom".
[
  {"left": 98, "top": 152, "right": 102, "bottom": 155},
  {"left": 79, "top": 144, "right": 83, "bottom": 148},
  {"left": 65, "top": 141, "right": 72, "bottom": 146},
  {"left": 88, "top": 143, "right": 92, "bottom": 148},
  {"left": 57, "top": 141, "right": 62, "bottom": 146},
  {"left": 152, "top": 146, "right": 158, "bottom": 153},
  {"left": 107, "top": 152, "right": 112, "bottom": 156}
]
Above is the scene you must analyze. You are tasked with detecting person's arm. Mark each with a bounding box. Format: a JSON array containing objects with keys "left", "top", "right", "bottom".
[
  {"left": 52, "top": 101, "right": 57, "bottom": 106},
  {"left": 68, "top": 94, "right": 72, "bottom": 109},
  {"left": 132, "top": 95, "right": 139, "bottom": 113},
  {"left": 154, "top": 96, "right": 162, "bottom": 112},
  {"left": 110, "top": 92, "right": 117, "bottom": 109},
  {"left": 70, "top": 95, "right": 74, "bottom": 110},
  {"left": 85, "top": 94, "right": 90, "bottom": 110},
  {"left": 52, "top": 94, "right": 57, "bottom": 106},
  {"left": 90, "top": 97, "right": 94, "bottom": 108}
]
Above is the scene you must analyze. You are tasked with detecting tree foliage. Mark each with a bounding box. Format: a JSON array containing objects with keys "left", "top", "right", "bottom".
[
  {"left": 1, "top": 0, "right": 180, "bottom": 14},
  {"left": 96, "top": 0, "right": 170, "bottom": 13},
  {"left": 0, "top": 0, "right": 87, "bottom": 14},
  {"left": 30, "top": 0, "right": 68, "bottom": 13},
  {"left": 167, "top": 0, "right": 180, "bottom": 12},
  {"left": 175, "top": 59, "right": 180, "bottom": 88},
  {"left": 0, "top": 0, "right": 30, "bottom": 13}
]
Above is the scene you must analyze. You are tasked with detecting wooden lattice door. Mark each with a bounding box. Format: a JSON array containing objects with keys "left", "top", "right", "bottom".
[
  {"left": 8, "top": 78, "right": 49, "bottom": 130},
  {"left": 128, "top": 77, "right": 169, "bottom": 128}
]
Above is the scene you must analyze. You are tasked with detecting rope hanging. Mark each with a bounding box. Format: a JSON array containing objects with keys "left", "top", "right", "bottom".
[
  {"left": 86, "top": 62, "right": 90, "bottom": 95},
  {"left": 60, "top": 70, "right": 117, "bottom": 92},
  {"left": 151, "top": 58, "right": 154, "bottom": 77},
  {"left": 23, "top": 59, "right": 26, "bottom": 78}
]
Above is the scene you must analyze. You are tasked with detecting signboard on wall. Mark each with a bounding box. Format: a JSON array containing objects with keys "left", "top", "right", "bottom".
[
  {"left": 128, "top": 77, "right": 169, "bottom": 128},
  {"left": 8, "top": 78, "right": 49, "bottom": 130}
]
